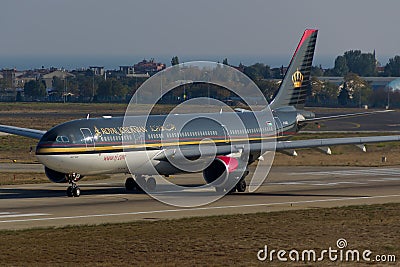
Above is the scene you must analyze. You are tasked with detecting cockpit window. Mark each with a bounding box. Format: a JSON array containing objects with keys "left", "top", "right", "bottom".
[{"left": 56, "top": 136, "right": 70, "bottom": 143}]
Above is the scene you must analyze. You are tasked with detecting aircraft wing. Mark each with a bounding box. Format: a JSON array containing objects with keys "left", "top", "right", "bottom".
[
  {"left": 0, "top": 125, "right": 46, "bottom": 139},
  {"left": 275, "top": 135, "right": 400, "bottom": 150},
  {"left": 154, "top": 135, "right": 400, "bottom": 161}
]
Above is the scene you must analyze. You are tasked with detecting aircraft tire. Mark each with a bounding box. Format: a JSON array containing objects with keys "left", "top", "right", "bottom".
[
  {"left": 136, "top": 176, "right": 146, "bottom": 191},
  {"left": 228, "top": 186, "right": 237, "bottom": 194},
  {"left": 125, "top": 177, "right": 137, "bottom": 191},
  {"left": 146, "top": 177, "right": 156, "bottom": 191},
  {"left": 66, "top": 186, "right": 74, "bottom": 197},
  {"left": 73, "top": 187, "right": 81, "bottom": 197},
  {"left": 236, "top": 179, "right": 246, "bottom": 192}
]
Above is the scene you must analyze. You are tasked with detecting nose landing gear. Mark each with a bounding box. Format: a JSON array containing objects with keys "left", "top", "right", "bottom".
[{"left": 66, "top": 173, "right": 81, "bottom": 197}]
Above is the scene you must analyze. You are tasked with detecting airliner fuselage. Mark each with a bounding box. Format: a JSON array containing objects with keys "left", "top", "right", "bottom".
[{"left": 36, "top": 110, "right": 297, "bottom": 176}]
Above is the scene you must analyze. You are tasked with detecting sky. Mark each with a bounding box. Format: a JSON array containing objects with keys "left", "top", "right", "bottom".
[{"left": 1, "top": 0, "right": 400, "bottom": 69}]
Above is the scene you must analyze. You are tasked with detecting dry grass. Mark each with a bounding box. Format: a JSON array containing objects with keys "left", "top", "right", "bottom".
[
  {"left": 0, "top": 135, "right": 38, "bottom": 163},
  {"left": 0, "top": 203, "right": 398, "bottom": 266},
  {"left": 0, "top": 172, "right": 47, "bottom": 185}
]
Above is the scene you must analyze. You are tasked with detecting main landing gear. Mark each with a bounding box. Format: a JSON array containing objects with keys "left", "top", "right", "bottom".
[
  {"left": 125, "top": 175, "right": 157, "bottom": 192},
  {"left": 216, "top": 178, "right": 246, "bottom": 194},
  {"left": 216, "top": 170, "right": 249, "bottom": 194},
  {"left": 66, "top": 173, "right": 81, "bottom": 197}
]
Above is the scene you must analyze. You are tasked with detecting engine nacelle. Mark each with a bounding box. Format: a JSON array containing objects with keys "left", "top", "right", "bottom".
[
  {"left": 45, "top": 167, "right": 68, "bottom": 183},
  {"left": 45, "top": 167, "right": 84, "bottom": 183},
  {"left": 203, "top": 156, "right": 239, "bottom": 186}
]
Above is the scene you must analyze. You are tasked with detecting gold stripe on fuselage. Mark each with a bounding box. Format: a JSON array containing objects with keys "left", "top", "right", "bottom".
[{"left": 36, "top": 136, "right": 278, "bottom": 154}]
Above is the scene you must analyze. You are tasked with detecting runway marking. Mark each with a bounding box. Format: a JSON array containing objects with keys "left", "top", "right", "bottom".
[
  {"left": 291, "top": 168, "right": 400, "bottom": 177},
  {"left": 0, "top": 194, "right": 400, "bottom": 224},
  {"left": 269, "top": 181, "right": 369, "bottom": 186},
  {"left": 0, "top": 213, "right": 49, "bottom": 219}
]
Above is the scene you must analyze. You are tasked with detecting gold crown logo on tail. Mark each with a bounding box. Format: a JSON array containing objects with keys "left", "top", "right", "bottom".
[{"left": 292, "top": 68, "right": 304, "bottom": 88}]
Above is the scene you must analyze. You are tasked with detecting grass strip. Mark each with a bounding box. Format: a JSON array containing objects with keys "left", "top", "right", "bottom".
[{"left": 0, "top": 203, "right": 398, "bottom": 266}]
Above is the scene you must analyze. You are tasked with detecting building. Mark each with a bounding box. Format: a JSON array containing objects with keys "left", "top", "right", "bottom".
[
  {"left": 89, "top": 66, "right": 105, "bottom": 76},
  {"left": 42, "top": 70, "right": 75, "bottom": 91},
  {"left": 133, "top": 59, "right": 166, "bottom": 75},
  {"left": 119, "top": 66, "right": 135, "bottom": 75},
  {"left": 1, "top": 68, "right": 16, "bottom": 89},
  {"left": 118, "top": 65, "right": 150, "bottom": 78}
]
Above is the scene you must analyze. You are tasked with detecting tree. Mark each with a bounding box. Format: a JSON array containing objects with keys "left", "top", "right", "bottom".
[
  {"left": 254, "top": 79, "right": 280, "bottom": 101},
  {"left": 171, "top": 56, "right": 179, "bottom": 66},
  {"left": 337, "top": 83, "right": 350, "bottom": 106},
  {"left": 0, "top": 78, "right": 7, "bottom": 90},
  {"left": 333, "top": 56, "right": 349, "bottom": 76},
  {"left": 311, "top": 65, "right": 324, "bottom": 77},
  {"left": 357, "top": 53, "right": 377, "bottom": 76},
  {"left": 310, "top": 77, "right": 338, "bottom": 105},
  {"left": 97, "top": 79, "right": 128, "bottom": 98},
  {"left": 343, "top": 73, "right": 372, "bottom": 106},
  {"left": 24, "top": 80, "right": 46, "bottom": 98},
  {"left": 77, "top": 76, "right": 96, "bottom": 98},
  {"left": 326, "top": 50, "right": 377, "bottom": 77},
  {"left": 343, "top": 50, "right": 377, "bottom": 76},
  {"left": 264, "top": 65, "right": 272, "bottom": 79},
  {"left": 97, "top": 80, "right": 113, "bottom": 97},
  {"left": 384, "top": 55, "right": 400, "bottom": 76},
  {"left": 16, "top": 91, "right": 23, "bottom": 101},
  {"left": 243, "top": 63, "right": 272, "bottom": 80},
  {"left": 111, "top": 79, "right": 128, "bottom": 97}
]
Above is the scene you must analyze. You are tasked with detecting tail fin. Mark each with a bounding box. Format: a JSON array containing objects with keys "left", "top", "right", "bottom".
[{"left": 269, "top": 29, "right": 318, "bottom": 110}]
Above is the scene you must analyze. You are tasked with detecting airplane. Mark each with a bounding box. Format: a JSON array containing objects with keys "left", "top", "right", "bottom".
[{"left": 1, "top": 29, "right": 399, "bottom": 198}]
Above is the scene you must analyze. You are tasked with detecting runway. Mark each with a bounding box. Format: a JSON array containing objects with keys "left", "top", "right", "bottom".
[
  {"left": 313, "top": 109, "right": 400, "bottom": 132},
  {"left": 1, "top": 164, "right": 400, "bottom": 230}
]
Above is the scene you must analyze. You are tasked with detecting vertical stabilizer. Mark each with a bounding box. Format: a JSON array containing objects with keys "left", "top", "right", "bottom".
[{"left": 269, "top": 29, "right": 318, "bottom": 110}]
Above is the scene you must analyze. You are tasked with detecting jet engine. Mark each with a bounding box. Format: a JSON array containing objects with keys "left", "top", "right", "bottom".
[
  {"left": 44, "top": 167, "right": 68, "bottom": 183},
  {"left": 203, "top": 156, "right": 239, "bottom": 186},
  {"left": 45, "top": 167, "right": 84, "bottom": 183}
]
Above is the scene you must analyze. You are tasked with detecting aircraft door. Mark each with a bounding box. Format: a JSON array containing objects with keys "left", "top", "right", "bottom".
[
  {"left": 274, "top": 117, "right": 283, "bottom": 137},
  {"left": 220, "top": 124, "right": 229, "bottom": 143},
  {"left": 80, "top": 128, "right": 95, "bottom": 150}
]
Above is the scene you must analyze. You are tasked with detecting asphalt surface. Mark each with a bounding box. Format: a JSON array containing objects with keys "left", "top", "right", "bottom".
[
  {"left": 1, "top": 163, "right": 399, "bottom": 230},
  {"left": 312, "top": 109, "right": 400, "bottom": 132}
]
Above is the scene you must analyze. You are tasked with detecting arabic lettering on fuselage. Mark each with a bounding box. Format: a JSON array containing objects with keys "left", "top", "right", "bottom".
[{"left": 93, "top": 124, "right": 176, "bottom": 137}]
